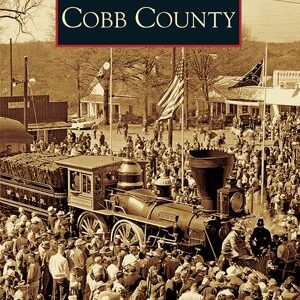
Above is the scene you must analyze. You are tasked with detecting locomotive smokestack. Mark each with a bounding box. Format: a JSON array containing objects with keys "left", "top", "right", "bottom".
[{"left": 189, "top": 149, "right": 234, "bottom": 211}]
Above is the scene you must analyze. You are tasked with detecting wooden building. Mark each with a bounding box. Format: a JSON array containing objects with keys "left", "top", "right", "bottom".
[{"left": 0, "top": 95, "right": 69, "bottom": 143}]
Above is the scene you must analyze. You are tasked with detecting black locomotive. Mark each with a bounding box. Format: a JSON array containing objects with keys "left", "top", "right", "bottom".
[{"left": 0, "top": 149, "right": 246, "bottom": 259}]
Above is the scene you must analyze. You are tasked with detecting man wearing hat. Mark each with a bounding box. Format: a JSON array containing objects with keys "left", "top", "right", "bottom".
[
  {"left": 42, "top": 240, "right": 58, "bottom": 300},
  {"left": 122, "top": 246, "right": 138, "bottom": 268},
  {"left": 220, "top": 223, "right": 249, "bottom": 269},
  {"left": 47, "top": 206, "right": 57, "bottom": 232},
  {"left": 89, "top": 229, "right": 104, "bottom": 251},
  {"left": 13, "top": 228, "right": 29, "bottom": 256},
  {"left": 123, "top": 265, "right": 141, "bottom": 294},
  {"left": 250, "top": 218, "right": 272, "bottom": 257},
  {"left": 16, "top": 244, "right": 30, "bottom": 281},
  {"left": 53, "top": 211, "right": 66, "bottom": 238},
  {"left": 72, "top": 238, "right": 87, "bottom": 299}
]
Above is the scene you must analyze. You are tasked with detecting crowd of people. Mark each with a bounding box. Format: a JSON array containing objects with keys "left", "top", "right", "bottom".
[
  {"left": 0, "top": 111, "right": 300, "bottom": 299},
  {"left": 0, "top": 206, "right": 299, "bottom": 300}
]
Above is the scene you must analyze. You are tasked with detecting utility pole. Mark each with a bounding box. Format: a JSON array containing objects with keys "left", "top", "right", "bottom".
[
  {"left": 168, "top": 47, "right": 176, "bottom": 148},
  {"left": 10, "top": 38, "right": 13, "bottom": 97},
  {"left": 23, "top": 56, "right": 28, "bottom": 132}
]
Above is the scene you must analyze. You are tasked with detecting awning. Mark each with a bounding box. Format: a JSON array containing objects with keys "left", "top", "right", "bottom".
[
  {"left": 226, "top": 100, "right": 259, "bottom": 107},
  {"left": 28, "top": 122, "right": 71, "bottom": 131}
]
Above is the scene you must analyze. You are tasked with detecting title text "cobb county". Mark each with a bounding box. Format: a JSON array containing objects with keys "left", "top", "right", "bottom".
[{"left": 62, "top": 7, "right": 236, "bottom": 29}]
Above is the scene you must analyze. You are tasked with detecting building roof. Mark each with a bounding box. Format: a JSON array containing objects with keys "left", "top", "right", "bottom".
[
  {"left": 0, "top": 117, "right": 33, "bottom": 144},
  {"left": 56, "top": 155, "right": 124, "bottom": 171}
]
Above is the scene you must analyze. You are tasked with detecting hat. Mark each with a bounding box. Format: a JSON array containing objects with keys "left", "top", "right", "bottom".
[
  {"left": 215, "top": 271, "right": 226, "bottom": 281},
  {"left": 232, "top": 223, "right": 245, "bottom": 232},
  {"left": 196, "top": 262, "right": 207, "bottom": 271},
  {"left": 48, "top": 206, "right": 56, "bottom": 214},
  {"left": 6, "top": 269, "right": 15, "bottom": 277},
  {"left": 94, "top": 256, "right": 102, "bottom": 264},
  {"left": 217, "top": 289, "right": 234, "bottom": 297},
  {"left": 75, "top": 239, "right": 86, "bottom": 247},
  {"left": 20, "top": 215, "right": 28, "bottom": 222},
  {"left": 6, "top": 259, "right": 16, "bottom": 267},
  {"left": 93, "top": 265, "right": 103, "bottom": 277},
  {"left": 57, "top": 211, "right": 65, "bottom": 217},
  {"left": 288, "top": 209, "right": 295, "bottom": 215},
  {"left": 268, "top": 278, "right": 277, "bottom": 287},
  {"left": 257, "top": 218, "right": 264, "bottom": 227},
  {"left": 31, "top": 217, "right": 41, "bottom": 223},
  {"left": 226, "top": 265, "right": 238, "bottom": 276}
]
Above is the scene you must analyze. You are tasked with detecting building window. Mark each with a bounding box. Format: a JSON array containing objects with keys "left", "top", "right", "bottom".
[
  {"left": 242, "top": 106, "right": 248, "bottom": 114},
  {"left": 128, "top": 105, "right": 133, "bottom": 114},
  {"left": 82, "top": 174, "right": 91, "bottom": 194},
  {"left": 229, "top": 104, "right": 237, "bottom": 114},
  {"left": 266, "top": 105, "right": 271, "bottom": 114}
]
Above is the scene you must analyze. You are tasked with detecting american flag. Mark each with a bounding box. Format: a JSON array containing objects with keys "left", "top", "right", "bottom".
[
  {"left": 158, "top": 60, "right": 185, "bottom": 121},
  {"left": 228, "top": 60, "right": 264, "bottom": 90}
]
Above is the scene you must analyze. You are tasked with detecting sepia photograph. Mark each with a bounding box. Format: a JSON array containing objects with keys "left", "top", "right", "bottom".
[{"left": 0, "top": 0, "right": 299, "bottom": 299}]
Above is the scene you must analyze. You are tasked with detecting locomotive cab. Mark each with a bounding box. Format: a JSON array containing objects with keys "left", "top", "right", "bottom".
[{"left": 57, "top": 156, "right": 123, "bottom": 211}]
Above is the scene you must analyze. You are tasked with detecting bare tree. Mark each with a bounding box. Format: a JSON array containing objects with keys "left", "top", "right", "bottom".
[
  {"left": 0, "top": 0, "right": 42, "bottom": 33},
  {"left": 188, "top": 49, "right": 219, "bottom": 119},
  {"left": 118, "top": 48, "right": 169, "bottom": 123}
]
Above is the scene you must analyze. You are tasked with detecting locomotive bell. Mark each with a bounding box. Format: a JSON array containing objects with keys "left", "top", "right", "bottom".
[
  {"left": 189, "top": 149, "right": 234, "bottom": 211},
  {"left": 155, "top": 176, "right": 172, "bottom": 199},
  {"left": 117, "top": 159, "right": 143, "bottom": 191}
]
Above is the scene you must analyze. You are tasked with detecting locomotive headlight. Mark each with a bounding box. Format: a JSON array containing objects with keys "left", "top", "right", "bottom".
[{"left": 230, "top": 192, "right": 244, "bottom": 213}]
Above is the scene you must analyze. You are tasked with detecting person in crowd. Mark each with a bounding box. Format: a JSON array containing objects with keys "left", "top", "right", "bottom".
[
  {"left": 49, "top": 243, "right": 70, "bottom": 300},
  {"left": 249, "top": 218, "right": 272, "bottom": 257}
]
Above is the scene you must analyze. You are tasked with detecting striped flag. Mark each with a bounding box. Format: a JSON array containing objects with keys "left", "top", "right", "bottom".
[{"left": 158, "top": 60, "right": 184, "bottom": 120}]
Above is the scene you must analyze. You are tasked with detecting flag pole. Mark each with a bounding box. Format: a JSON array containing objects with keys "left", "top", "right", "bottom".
[
  {"left": 181, "top": 47, "right": 185, "bottom": 191},
  {"left": 109, "top": 47, "right": 113, "bottom": 156},
  {"left": 260, "top": 44, "right": 268, "bottom": 206}
]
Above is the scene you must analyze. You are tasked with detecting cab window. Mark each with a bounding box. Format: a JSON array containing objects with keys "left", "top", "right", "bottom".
[
  {"left": 82, "top": 174, "right": 92, "bottom": 194},
  {"left": 70, "top": 171, "right": 80, "bottom": 192}
]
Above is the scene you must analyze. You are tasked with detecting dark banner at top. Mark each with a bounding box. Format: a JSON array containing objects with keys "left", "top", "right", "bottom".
[{"left": 56, "top": 0, "right": 241, "bottom": 47}]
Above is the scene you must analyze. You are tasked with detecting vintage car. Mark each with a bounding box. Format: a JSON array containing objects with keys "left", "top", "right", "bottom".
[
  {"left": 71, "top": 118, "right": 95, "bottom": 130},
  {"left": 239, "top": 113, "right": 251, "bottom": 129}
]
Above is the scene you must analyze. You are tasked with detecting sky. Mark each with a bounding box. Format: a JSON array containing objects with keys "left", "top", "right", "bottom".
[{"left": 1, "top": 0, "right": 300, "bottom": 43}]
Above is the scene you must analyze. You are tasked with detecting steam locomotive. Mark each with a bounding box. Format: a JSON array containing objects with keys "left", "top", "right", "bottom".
[{"left": 0, "top": 149, "right": 246, "bottom": 259}]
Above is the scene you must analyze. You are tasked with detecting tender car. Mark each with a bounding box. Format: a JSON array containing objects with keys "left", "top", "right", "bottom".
[{"left": 71, "top": 118, "right": 95, "bottom": 130}]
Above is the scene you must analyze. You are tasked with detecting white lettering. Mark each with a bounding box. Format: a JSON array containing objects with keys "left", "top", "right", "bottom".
[
  {"left": 82, "top": 12, "right": 99, "bottom": 28},
  {"left": 115, "top": 12, "right": 127, "bottom": 28},
  {"left": 62, "top": 6, "right": 82, "bottom": 28},
  {"left": 101, "top": 12, "right": 113, "bottom": 28},
  {"left": 223, "top": 12, "right": 235, "bottom": 28},
  {"left": 190, "top": 12, "right": 206, "bottom": 28},
  {"left": 173, "top": 12, "right": 189, "bottom": 29},
  {"left": 156, "top": 12, "right": 173, "bottom": 28},
  {"left": 207, "top": 12, "right": 222, "bottom": 28},
  {"left": 135, "top": 7, "right": 156, "bottom": 28}
]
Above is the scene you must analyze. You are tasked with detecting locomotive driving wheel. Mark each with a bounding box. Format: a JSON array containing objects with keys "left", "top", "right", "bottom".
[
  {"left": 111, "top": 220, "right": 145, "bottom": 247},
  {"left": 78, "top": 212, "right": 108, "bottom": 238}
]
